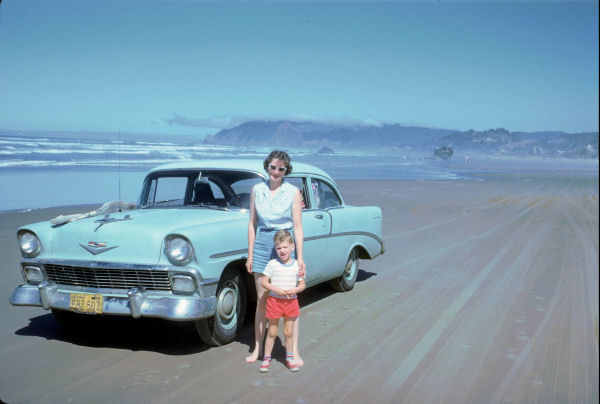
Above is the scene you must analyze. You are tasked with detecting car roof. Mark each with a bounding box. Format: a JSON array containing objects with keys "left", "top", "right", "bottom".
[{"left": 148, "top": 159, "right": 335, "bottom": 182}]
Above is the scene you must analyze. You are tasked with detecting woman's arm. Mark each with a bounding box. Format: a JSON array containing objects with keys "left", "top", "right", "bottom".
[
  {"left": 246, "top": 188, "right": 258, "bottom": 274},
  {"left": 292, "top": 189, "right": 305, "bottom": 277},
  {"left": 295, "top": 279, "right": 306, "bottom": 294}
]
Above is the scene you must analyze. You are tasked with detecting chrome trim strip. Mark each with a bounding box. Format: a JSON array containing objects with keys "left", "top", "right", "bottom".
[
  {"left": 209, "top": 248, "right": 248, "bottom": 259},
  {"left": 21, "top": 258, "right": 173, "bottom": 272},
  {"left": 209, "top": 231, "right": 383, "bottom": 259},
  {"left": 304, "top": 231, "right": 384, "bottom": 245}
]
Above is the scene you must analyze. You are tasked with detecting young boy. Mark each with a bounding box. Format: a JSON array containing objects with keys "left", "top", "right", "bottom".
[{"left": 259, "top": 230, "right": 306, "bottom": 373}]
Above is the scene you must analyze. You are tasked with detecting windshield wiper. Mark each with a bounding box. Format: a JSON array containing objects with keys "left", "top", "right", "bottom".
[
  {"left": 193, "top": 203, "right": 229, "bottom": 211},
  {"left": 154, "top": 199, "right": 182, "bottom": 205}
]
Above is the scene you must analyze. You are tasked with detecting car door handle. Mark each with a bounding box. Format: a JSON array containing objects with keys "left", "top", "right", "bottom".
[{"left": 315, "top": 214, "right": 323, "bottom": 219}]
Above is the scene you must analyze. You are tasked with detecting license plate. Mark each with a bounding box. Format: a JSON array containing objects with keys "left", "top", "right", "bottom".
[{"left": 69, "top": 293, "right": 103, "bottom": 314}]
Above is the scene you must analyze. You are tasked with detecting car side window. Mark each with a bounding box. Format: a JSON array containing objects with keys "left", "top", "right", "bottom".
[
  {"left": 230, "top": 178, "right": 264, "bottom": 209},
  {"left": 312, "top": 179, "right": 341, "bottom": 209},
  {"left": 286, "top": 177, "right": 309, "bottom": 209}
]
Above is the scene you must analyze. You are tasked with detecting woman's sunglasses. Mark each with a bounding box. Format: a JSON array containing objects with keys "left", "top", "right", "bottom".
[{"left": 269, "top": 165, "right": 287, "bottom": 172}]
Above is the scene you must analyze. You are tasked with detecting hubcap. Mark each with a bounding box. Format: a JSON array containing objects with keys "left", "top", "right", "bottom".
[
  {"left": 217, "top": 281, "right": 238, "bottom": 327},
  {"left": 344, "top": 251, "right": 357, "bottom": 280}
]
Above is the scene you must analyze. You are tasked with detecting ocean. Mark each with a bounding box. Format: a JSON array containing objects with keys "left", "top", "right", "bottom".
[{"left": 1, "top": 132, "right": 596, "bottom": 212}]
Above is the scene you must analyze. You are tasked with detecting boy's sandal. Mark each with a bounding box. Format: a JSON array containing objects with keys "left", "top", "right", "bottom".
[
  {"left": 286, "top": 360, "right": 300, "bottom": 372},
  {"left": 259, "top": 358, "right": 272, "bottom": 373}
]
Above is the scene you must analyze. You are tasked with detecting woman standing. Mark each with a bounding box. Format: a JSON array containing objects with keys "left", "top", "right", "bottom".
[{"left": 245, "top": 150, "right": 305, "bottom": 366}]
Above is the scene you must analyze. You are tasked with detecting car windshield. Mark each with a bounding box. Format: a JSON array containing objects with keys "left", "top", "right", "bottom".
[{"left": 138, "top": 169, "right": 264, "bottom": 209}]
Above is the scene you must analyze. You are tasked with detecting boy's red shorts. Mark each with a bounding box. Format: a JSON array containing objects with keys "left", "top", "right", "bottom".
[{"left": 266, "top": 296, "right": 300, "bottom": 319}]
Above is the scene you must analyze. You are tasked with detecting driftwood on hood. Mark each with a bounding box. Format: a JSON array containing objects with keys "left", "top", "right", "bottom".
[{"left": 50, "top": 201, "right": 136, "bottom": 226}]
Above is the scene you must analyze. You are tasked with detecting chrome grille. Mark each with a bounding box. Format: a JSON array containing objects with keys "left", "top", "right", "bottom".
[{"left": 44, "top": 263, "right": 171, "bottom": 291}]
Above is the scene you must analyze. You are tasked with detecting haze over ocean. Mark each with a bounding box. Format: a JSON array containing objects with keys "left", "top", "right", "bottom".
[
  {"left": 1, "top": 132, "right": 597, "bottom": 212},
  {"left": 0, "top": 133, "right": 460, "bottom": 212}
]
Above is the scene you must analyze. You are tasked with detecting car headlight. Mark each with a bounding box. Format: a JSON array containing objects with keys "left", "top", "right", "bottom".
[
  {"left": 165, "top": 235, "right": 194, "bottom": 265},
  {"left": 18, "top": 231, "right": 41, "bottom": 258}
]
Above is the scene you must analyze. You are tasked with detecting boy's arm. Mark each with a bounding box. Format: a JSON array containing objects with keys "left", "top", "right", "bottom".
[
  {"left": 284, "top": 279, "right": 306, "bottom": 296},
  {"left": 261, "top": 276, "right": 285, "bottom": 296}
]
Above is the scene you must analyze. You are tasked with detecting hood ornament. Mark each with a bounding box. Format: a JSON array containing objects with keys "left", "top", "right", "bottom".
[
  {"left": 80, "top": 241, "right": 118, "bottom": 255},
  {"left": 94, "top": 214, "right": 131, "bottom": 232}
]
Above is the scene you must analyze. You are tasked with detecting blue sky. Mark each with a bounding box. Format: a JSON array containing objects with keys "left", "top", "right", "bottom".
[{"left": 0, "top": 0, "right": 598, "bottom": 138}]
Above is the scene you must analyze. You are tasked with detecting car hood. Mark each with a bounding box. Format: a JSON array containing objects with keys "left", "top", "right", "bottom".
[{"left": 27, "top": 208, "right": 246, "bottom": 265}]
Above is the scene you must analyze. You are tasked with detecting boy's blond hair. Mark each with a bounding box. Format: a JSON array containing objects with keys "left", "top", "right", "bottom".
[{"left": 273, "top": 229, "right": 294, "bottom": 245}]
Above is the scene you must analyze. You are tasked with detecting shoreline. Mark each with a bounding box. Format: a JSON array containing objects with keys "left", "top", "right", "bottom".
[{"left": 1, "top": 157, "right": 597, "bottom": 213}]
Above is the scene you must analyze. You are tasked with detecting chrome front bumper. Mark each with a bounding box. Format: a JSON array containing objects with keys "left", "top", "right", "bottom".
[{"left": 9, "top": 281, "right": 217, "bottom": 321}]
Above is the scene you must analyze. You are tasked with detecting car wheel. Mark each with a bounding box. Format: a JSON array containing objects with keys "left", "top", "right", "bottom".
[
  {"left": 196, "top": 267, "right": 247, "bottom": 346},
  {"left": 330, "top": 248, "right": 359, "bottom": 292}
]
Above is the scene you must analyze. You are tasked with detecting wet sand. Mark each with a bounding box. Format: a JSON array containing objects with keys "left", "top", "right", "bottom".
[{"left": 1, "top": 168, "right": 598, "bottom": 403}]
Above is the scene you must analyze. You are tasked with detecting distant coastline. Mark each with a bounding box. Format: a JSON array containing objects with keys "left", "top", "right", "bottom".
[
  {"left": 2, "top": 121, "right": 598, "bottom": 161},
  {"left": 205, "top": 121, "right": 599, "bottom": 160}
]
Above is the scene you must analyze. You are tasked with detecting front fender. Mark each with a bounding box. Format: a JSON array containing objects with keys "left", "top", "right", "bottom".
[{"left": 161, "top": 212, "right": 249, "bottom": 280}]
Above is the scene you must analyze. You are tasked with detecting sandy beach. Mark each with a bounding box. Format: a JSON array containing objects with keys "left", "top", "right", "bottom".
[{"left": 1, "top": 168, "right": 598, "bottom": 403}]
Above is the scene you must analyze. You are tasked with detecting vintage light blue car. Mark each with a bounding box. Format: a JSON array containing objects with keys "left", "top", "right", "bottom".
[{"left": 10, "top": 160, "right": 384, "bottom": 346}]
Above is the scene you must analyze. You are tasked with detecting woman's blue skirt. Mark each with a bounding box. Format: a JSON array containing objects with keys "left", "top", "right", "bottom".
[{"left": 252, "top": 228, "right": 294, "bottom": 274}]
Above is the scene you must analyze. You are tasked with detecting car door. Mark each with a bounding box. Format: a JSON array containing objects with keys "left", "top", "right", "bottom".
[
  {"left": 286, "top": 176, "right": 331, "bottom": 286},
  {"left": 307, "top": 177, "right": 348, "bottom": 280}
]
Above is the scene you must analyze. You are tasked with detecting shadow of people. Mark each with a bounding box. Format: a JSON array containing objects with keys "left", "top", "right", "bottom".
[
  {"left": 356, "top": 268, "right": 377, "bottom": 282},
  {"left": 15, "top": 269, "right": 378, "bottom": 357},
  {"left": 15, "top": 312, "right": 208, "bottom": 355},
  {"left": 238, "top": 267, "right": 379, "bottom": 358}
]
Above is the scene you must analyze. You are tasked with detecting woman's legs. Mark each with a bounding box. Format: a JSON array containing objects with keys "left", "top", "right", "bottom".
[{"left": 245, "top": 273, "right": 268, "bottom": 363}]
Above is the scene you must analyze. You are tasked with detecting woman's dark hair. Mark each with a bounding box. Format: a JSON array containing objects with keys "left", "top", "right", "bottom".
[{"left": 263, "top": 150, "right": 293, "bottom": 175}]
